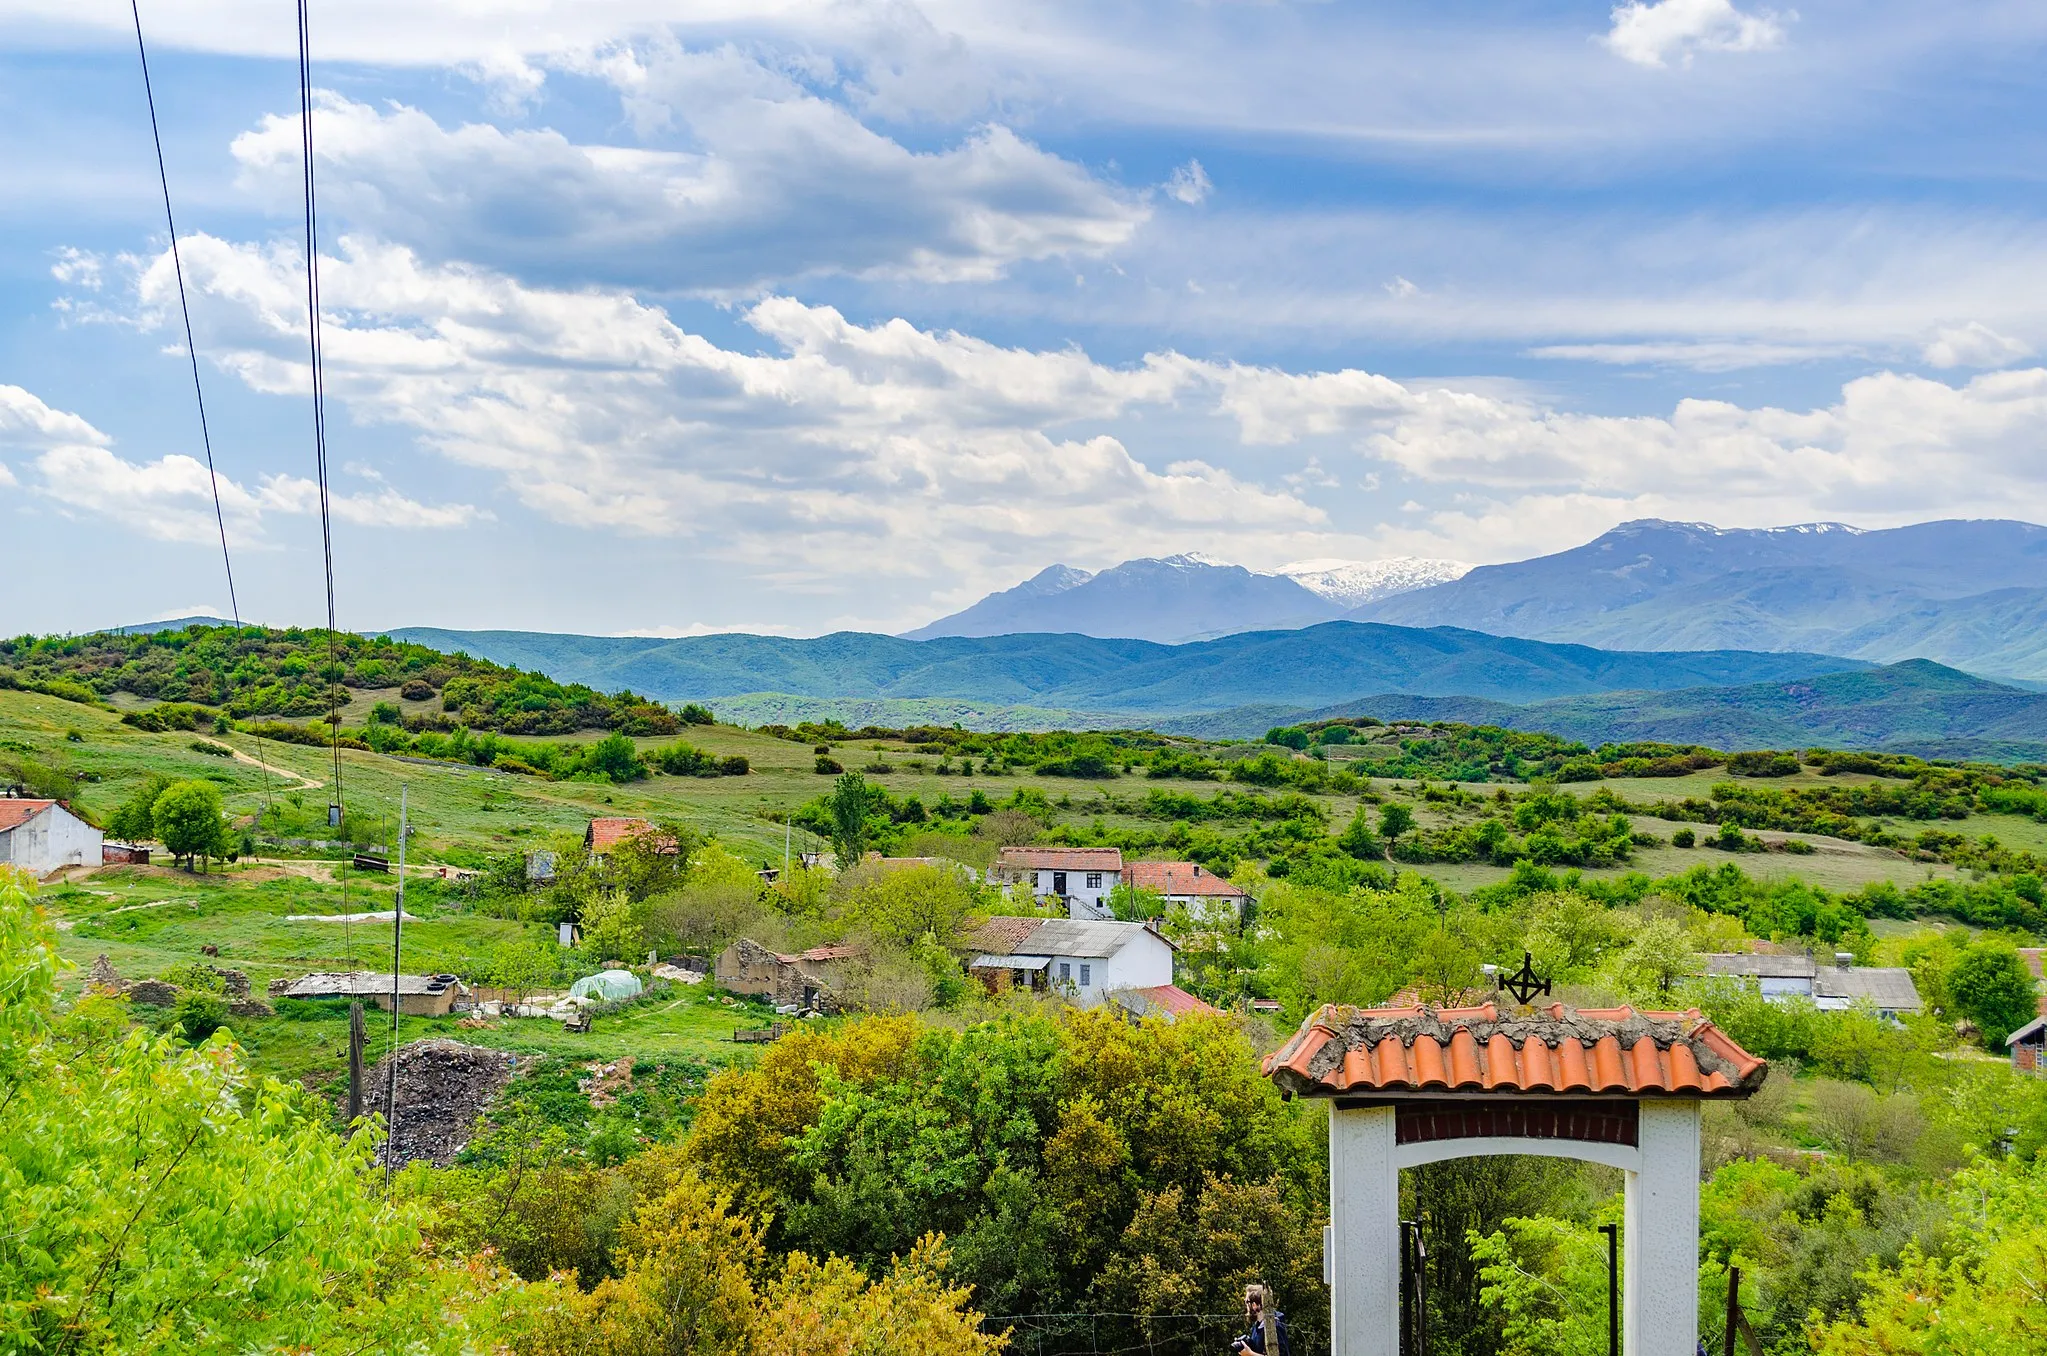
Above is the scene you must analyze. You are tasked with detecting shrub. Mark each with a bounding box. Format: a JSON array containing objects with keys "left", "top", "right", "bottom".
[
  {"left": 1672, "top": 828, "right": 1696, "bottom": 848},
  {"left": 174, "top": 989, "right": 229, "bottom": 1042},
  {"left": 815, "top": 756, "right": 844, "bottom": 774},
  {"left": 678, "top": 702, "right": 716, "bottom": 725},
  {"left": 189, "top": 740, "right": 233, "bottom": 757},
  {"left": 1727, "top": 750, "right": 1801, "bottom": 777},
  {"left": 399, "top": 678, "right": 435, "bottom": 700},
  {"left": 368, "top": 701, "right": 402, "bottom": 726},
  {"left": 1263, "top": 726, "right": 1311, "bottom": 750}
]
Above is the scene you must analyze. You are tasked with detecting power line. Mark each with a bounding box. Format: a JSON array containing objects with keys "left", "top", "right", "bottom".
[
  {"left": 129, "top": 0, "right": 275, "bottom": 822},
  {"left": 295, "top": 0, "right": 345, "bottom": 827},
  {"left": 294, "top": 0, "right": 355, "bottom": 977}
]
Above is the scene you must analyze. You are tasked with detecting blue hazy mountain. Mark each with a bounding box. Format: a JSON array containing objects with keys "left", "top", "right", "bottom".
[
  {"left": 389, "top": 620, "right": 1866, "bottom": 714},
  {"left": 1352, "top": 518, "right": 2047, "bottom": 680}
]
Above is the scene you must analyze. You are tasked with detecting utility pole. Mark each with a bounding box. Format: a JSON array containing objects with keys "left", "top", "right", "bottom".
[
  {"left": 346, "top": 1000, "right": 364, "bottom": 1121},
  {"left": 384, "top": 782, "right": 406, "bottom": 1190},
  {"left": 784, "top": 815, "right": 791, "bottom": 880}
]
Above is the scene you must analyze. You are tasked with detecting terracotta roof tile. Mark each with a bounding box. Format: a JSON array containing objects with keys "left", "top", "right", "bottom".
[
  {"left": 1125, "top": 861, "right": 1248, "bottom": 898},
  {"left": 1262, "top": 1001, "right": 1767, "bottom": 1100},
  {"left": 0, "top": 800, "right": 56, "bottom": 832},
  {"left": 995, "top": 847, "right": 1124, "bottom": 872},
  {"left": 588, "top": 817, "right": 661, "bottom": 854},
  {"left": 1114, "top": 984, "right": 1220, "bottom": 1019}
]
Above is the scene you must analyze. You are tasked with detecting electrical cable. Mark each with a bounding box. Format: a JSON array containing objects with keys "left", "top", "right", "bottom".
[
  {"left": 129, "top": 0, "right": 276, "bottom": 823},
  {"left": 294, "top": 0, "right": 357, "bottom": 978}
]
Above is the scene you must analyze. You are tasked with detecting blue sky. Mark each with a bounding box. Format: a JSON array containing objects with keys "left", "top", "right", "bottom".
[{"left": 2, "top": 0, "right": 2045, "bottom": 637}]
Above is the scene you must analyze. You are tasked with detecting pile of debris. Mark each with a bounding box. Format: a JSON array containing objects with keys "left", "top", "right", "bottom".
[
  {"left": 84, "top": 954, "right": 273, "bottom": 1016},
  {"left": 364, "top": 1038, "right": 518, "bottom": 1167}
]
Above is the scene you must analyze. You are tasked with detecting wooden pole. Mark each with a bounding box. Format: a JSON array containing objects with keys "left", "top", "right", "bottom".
[
  {"left": 383, "top": 783, "right": 405, "bottom": 1190},
  {"left": 1724, "top": 1266, "right": 1740, "bottom": 1356},
  {"left": 345, "top": 1000, "right": 364, "bottom": 1121}
]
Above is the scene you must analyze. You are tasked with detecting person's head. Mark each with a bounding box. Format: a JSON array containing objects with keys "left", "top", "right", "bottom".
[{"left": 1245, "top": 1285, "right": 1266, "bottom": 1320}]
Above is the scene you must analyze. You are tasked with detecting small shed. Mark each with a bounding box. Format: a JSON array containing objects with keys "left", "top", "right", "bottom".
[
  {"left": 2008, "top": 1015, "right": 2047, "bottom": 1076},
  {"left": 272, "top": 971, "right": 468, "bottom": 1017},
  {"left": 102, "top": 842, "right": 151, "bottom": 866}
]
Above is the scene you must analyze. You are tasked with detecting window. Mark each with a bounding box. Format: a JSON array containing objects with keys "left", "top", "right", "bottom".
[
  {"left": 1080, "top": 964, "right": 1092, "bottom": 987},
  {"left": 1059, "top": 962, "right": 1072, "bottom": 982},
  {"left": 1085, "top": 872, "right": 1103, "bottom": 889}
]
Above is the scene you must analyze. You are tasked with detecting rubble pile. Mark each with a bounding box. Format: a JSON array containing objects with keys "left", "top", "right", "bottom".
[{"left": 364, "top": 1039, "right": 518, "bottom": 1167}]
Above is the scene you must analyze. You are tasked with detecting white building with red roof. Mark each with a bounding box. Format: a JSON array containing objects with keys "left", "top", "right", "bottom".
[
  {"left": 1124, "top": 860, "right": 1250, "bottom": 923},
  {"left": 0, "top": 797, "right": 102, "bottom": 877},
  {"left": 992, "top": 846, "right": 1122, "bottom": 919}
]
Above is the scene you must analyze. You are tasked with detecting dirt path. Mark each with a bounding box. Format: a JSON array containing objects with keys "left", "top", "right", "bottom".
[{"left": 224, "top": 742, "right": 325, "bottom": 792}]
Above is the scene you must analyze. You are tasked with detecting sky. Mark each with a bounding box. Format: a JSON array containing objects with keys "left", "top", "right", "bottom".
[{"left": 2, "top": 0, "right": 2045, "bottom": 638}]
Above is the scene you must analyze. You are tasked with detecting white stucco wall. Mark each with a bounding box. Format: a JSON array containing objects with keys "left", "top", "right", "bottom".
[
  {"left": 1035, "top": 866, "right": 1118, "bottom": 909},
  {"left": 1047, "top": 928, "right": 1174, "bottom": 1003},
  {"left": 0, "top": 804, "right": 103, "bottom": 875}
]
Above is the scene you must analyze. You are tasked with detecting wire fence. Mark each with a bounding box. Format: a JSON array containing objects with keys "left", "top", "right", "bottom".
[{"left": 980, "top": 1312, "right": 1249, "bottom": 1356}]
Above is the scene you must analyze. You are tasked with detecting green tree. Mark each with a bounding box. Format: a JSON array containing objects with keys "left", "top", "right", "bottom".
[
  {"left": 1378, "top": 802, "right": 1416, "bottom": 852},
  {"left": 151, "top": 778, "right": 228, "bottom": 871},
  {"left": 1948, "top": 940, "right": 2038, "bottom": 1046},
  {"left": 0, "top": 872, "right": 533, "bottom": 1353},
  {"left": 584, "top": 732, "right": 648, "bottom": 783},
  {"left": 106, "top": 773, "right": 172, "bottom": 843},
  {"left": 826, "top": 772, "right": 879, "bottom": 869},
  {"left": 1337, "top": 806, "right": 1383, "bottom": 861}
]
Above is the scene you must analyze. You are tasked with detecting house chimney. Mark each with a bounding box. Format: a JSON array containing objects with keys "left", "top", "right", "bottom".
[{"left": 1834, "top": 952, "right": 1854, "bottom": 969}]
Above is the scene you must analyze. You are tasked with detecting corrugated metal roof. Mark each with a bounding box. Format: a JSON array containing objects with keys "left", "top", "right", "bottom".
[
  {"left": 1264, "top": 1002, "right": 1767, "bottom": 1100},
  {"left": 1702, "top": 954, "right": 1817, "bottom": 980},
  {"left": 1814, "top": 967, "right": 1921, "bottom": 1010},
  {"left": 961, "top": 916, "right": 1176, "bottom": 958},
  {"left": 280, "top": 971, "right": 463, "bottom": 998}
]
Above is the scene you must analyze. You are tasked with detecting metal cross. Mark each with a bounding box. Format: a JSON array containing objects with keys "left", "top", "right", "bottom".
[{"left": 1497, "top": 950, "right": 1552, "bottom": 1005}]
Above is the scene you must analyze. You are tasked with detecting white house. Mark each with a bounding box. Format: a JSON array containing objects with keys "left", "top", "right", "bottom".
[
  {"left": 964, "top": 915, "right": 1175, "bottom": 1007},
  {"left": 1702, "top": 952, "right": 1922, "bottom": 1019},
  {"left": 1124, "top": 860, "right": 1250, "bottom": 923},
  {"left": 993, "top": 847, "right": 1122, "bottom": 919},
  {"left": 0, "top": 798, "right": 103, "bottom": 877}
]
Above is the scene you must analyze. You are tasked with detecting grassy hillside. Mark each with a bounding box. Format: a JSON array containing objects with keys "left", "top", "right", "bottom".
[
  {"left": 1238, "top": 661, "right": 2047, "bottom": 760},
  {"left": 391, "top": 620, "right": 1869, "bottom": 711},
  {"left": 5, "top": 625, "right": 680, "bottom": 735}
]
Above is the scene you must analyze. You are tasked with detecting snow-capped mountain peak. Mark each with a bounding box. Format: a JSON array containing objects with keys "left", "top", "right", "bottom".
[{"left": 1274, "top": 556, "right": 1472, "bottom": 608}]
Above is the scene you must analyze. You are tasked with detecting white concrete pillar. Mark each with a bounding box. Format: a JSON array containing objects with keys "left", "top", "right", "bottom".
[
  {"left": 1328, "top": 1105, "right": 1400, "bottom": 1356},
  {"left": 1625, "top": 1100, "right": 1702, "bottom": 1356}
]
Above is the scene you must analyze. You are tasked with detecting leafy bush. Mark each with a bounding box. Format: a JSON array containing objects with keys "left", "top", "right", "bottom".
[
  {"left": 173, "top": 988, "right": 228, "bottom": 1042},
  {"left": 1728, "top": 750, "right": 1802, "bottom": 777},
  {"left": 399, "top": 678, "right": 435, "bottom": 700},
  {"left": 189, "top": 739, "right": 233, "bottom": 757},
  {"left": 1672, "top": 828, "right": 1696, "bottom": 847}
]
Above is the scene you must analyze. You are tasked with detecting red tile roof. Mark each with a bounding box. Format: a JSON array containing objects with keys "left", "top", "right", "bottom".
[
  {"left": 964, "top": 916, "right": 1047, "bottom": 955},
  {"left": 1122, "top": 984, "right": 1219, "bottom": 1017},
  {"left": 995, "top": 847, "right": 1124, "bottom": 872},
  {"left": 1264, "top": 1002, "right": 1767, "bottom": 1100},
  {"left": 782, "top": 945, "right": 865, "bottom": 965},
  {"left": 1126, "top": 861, "right": 1247, "bottom": 898},
  {"left": 0, "top": 800, "right": 56, "bottom": 832},
  {"left": 587, "top": 817, "right": 670, "bottom": 854}
]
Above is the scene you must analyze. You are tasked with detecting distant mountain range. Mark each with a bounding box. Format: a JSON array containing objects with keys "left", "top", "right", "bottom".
[
  {"left": 1354, "top": 518, "right": 2047, "bottom": 681},
  {"left": 898, "top": 519, "right": 2047, "bottom": 682},
  {"left": 903, "top": 553, "right": 1468, "bottom": 643}
]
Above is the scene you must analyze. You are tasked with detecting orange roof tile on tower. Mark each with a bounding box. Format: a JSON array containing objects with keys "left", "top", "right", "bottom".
[{"left": 1263, "top": 1002, "right": 1767, "bottom": 1099}]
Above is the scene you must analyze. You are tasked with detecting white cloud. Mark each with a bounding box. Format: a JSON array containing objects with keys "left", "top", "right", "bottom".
[
  {"left": 151, "top": 234, "right": 1316, "bottom": 590},
  {"left": 0, "top": 381, "right": 479, "bottom": 544},
  {"left": 49, "top": 247, "right": 102, "bottom": 290},
  {"left": 130, "top": 231, "right": 2047, "bottom": 593},
  {"left": 1165, "top": 160, "right": 1211, "bottom": 205},
  {"left": 1384, "top": 276, "right": 1420, "bottom": 299},
  {"left": 1527, "top": 340, "right": 1859, "bottom": 370},
  {"left": 229, "top": 63, "right": 1146, "bottom": 291},
  {"left": 1605, "top": 0, "right": 1787, "bottom": 68},
  {"left": 1922, "top": 322, "right": 2033, "bottom": 370}
]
